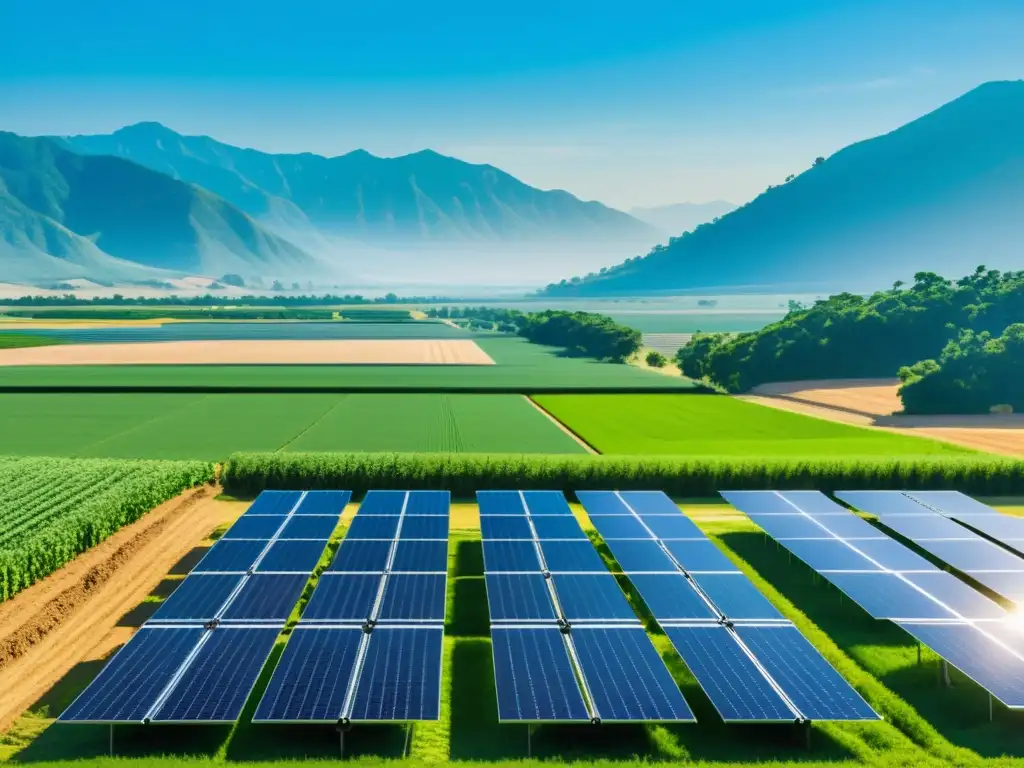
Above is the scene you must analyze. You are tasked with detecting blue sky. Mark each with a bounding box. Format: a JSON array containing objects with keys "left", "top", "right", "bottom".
[{"left": 2, "top": 0, "right": 1022, "bottom": 209}]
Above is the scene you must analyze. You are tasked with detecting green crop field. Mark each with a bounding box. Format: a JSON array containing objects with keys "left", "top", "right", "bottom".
[
  {"left": 607, "top": 311, "right": 785, "bottom": 334},
  {"left": 0, "top": 334, "right": 64, "bottom": 349},
  {"left": 0, "top": 393, "right": 585, "bottom": 460},
  {"left": 535, "top": 394, "right": 974, "bottom": 456}
]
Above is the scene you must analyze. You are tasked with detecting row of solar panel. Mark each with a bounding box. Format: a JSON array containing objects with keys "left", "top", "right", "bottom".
[{"left": 244, "top": 490, "right": 352, "bottom": 517}]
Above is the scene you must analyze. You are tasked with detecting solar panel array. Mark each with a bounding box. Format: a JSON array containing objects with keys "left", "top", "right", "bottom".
[
  {"left": 726, "top": 490, "right": 1024, "bottom": 708},
  {"left": 253, "top": 490, "right": 450, "bottom": 723},
  {"left": 479, "top": 490, "right": 694, "bottom": 723},
  {"left": 61, "top": 490, "right": 348, "bottom": 724},
  {"left": 578, "top": 491, "right": 877, "bottom": 723}
]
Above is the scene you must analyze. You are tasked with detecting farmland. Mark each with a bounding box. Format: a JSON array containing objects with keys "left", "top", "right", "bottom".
[{"left": 535, "top": 394, "right": 974, "bottom": 456}]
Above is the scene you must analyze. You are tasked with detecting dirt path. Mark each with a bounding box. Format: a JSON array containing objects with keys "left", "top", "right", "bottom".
[
  {"left": 525, "top": 396, "right": 599, "bottom": 454},
  {"left": 0, "top": 485, "right": 244, "bottom": 731}
]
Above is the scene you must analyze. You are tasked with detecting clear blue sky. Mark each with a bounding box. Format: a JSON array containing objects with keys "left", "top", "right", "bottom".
[{"left": 2, "top": 0, "right": 1022, "bottom": 209}]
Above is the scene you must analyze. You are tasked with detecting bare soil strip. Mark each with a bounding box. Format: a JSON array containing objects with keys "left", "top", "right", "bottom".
[
  {"left": 525, "top": 396, "right": 599, "bottom": 454},
  {"left": 0, "top": 485, "right": 244, "bottom": 731},
  {"left": 0, "top": 339, "right": 495, "bottom": 366}
]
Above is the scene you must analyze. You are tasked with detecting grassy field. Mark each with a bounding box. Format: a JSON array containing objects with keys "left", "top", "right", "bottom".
[
  {"left": 607, "top": 312, "right": 784, "bottom": 334},
  {"left": 0, "top": 334, "right": 63, "bottom": 349},
  {"left": 4, "top": 503, "right": 1022, "bottom": 767},
  {"left": 535, "top": 394, "right": 974, "bottom": 456},
  {"left": 0, "top": 393, "right": 585, "bottom": 460}
]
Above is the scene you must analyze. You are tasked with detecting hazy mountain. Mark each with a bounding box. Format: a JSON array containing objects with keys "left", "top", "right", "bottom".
[
  {"left": 629, "top": 201, "right": 737, "bottom": 236},
  {"left": 0, "top": 132, "right": 326, "bottom": 284},
  {"left": 545, "top": 81, "right": 1024, "bottom": 295}
]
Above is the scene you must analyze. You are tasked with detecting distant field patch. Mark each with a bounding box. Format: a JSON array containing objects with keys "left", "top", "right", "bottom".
[
  {"left": 607, "top": 311, "right": 784, "bottom": 334},
  {"left": 535, "top": 394, "right": 975, "bottom": 456},
  {"left": 0, "top": 335, "right": 64, "bottom": 350}
]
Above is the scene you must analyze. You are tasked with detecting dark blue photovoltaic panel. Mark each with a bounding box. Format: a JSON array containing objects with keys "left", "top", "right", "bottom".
[
  {"left": 245, "top": 491, "right": 302, "bottom": 516},
  {"left": 814, "top": 512, "right": 889, "bottom": 540},
  {"left": 979, "top": 620, "right": 1024, "bottom": 658},
  {"left": 254, "top": 627, "right": 362, "bottom": 721},
  {"left": 405, "top": 490, "right": 450, "bottom": 516},
  {"left": 575, "top": 490, "right": 627, "bottom": 516},
  {"left": 302, "top": 574, "right": 381, "bottom": 621},
  {"left": 604, "top": 540, "right": 678, "bottom": 573},
  {"left": 278, "top": 515, "right": 339, "bottom": 540},
  {"left": 664, "top": 626, "right": 794, "bottom": 722},
  {"left": 223, "top": 516, "right": 285, "bottom": 540},
  {"left": 152, "top": 627, "right": 280, "bottom": 722},
  {"left": 349, "top": 628, "right": 443, "bottom": 720},
  {"left": 482, "top": 540, "right": 541, "bottom": 572},
  {"left": 818, "top": 572, "right": 956, "bottom": 620},
  {"left": 329, "top": 540, "right": 392, "bottom": 572},
  {"left": 590, "top": 515, "right": 651, "bottom": 540},
  {"left": 835, "top": 491, "right": 928, "bottom": 516},
  {"left": 346, "top": 515, "right": 401, "bottom": 540},
  {"left": 480, "top": 516, "right": 533, "bottom": 540},
  {"left": 193, "top": 540, "right": 267, "bottom": 573},
  {"left": 897, "top": 622, "right": 1024, "bottom": 707},
  {"left": 691, "top": 574, "right": 783, "bottom": 620},
  {"left": 531, "top": 516, "right": 587, "bottom": 540},
  {"left": 662, "top": 540, "right": 739, "bottom": 573},
  {"left": 572, "top": 628, "right": 693, "bottom": 722},
  {"left": 551, "top": 574, "right": 637, "bottom": 622},
  {"left": 906, "top": 491, "right": 998, "bottom": 516},
  {"left": 778, "top": 491, "right": 850, "bottom": 516},
  {"left": 721, "top": 490, "right": 799, "bottom": 515},
  {"left": 919, "top": 539, "right": 1024, "bottom": 572},
  {"left": 969, "top": 571, "right": 1024, "bottom": 604},
  {"left": 400, "top": 515, "right": 449, "bottom": 540},
  {"left": 378, "top": 574, "right": 446, "bottom": 621},
  {"left": 957, "top": 515, "right": 1024, "bottom": 542},
  {"left": 744, "top": 515, "right": 832, "bottom": 540},
  {"left": 477, "top": 491, "right": 526, "bottom": 516},
  {"left": 619, "top": 491, "right": 682, "bottom": 516},
  {"left": 486, "top": 574, "right": 558, "bottom": 621},
  {"left": 539, "top": 540, "right": 606, "bottom": 572},
  {"left": 853, "top": 538, "right": 940, "bottom": 571},
  {"left": 357, "top": 491, "right": 406, "bottom": 515},
  {"left": 734, "top": 625, "right": 878, "bottom": 721},
  {"left": 901, "top": 572, "right": 1008, "bottom": 619},
  {"left": 643, "top": 515, "right": 704, "bottom": 540},
  {"left": 392, "top": 540, "right": 449, "bottom": 572},
  {"left": 522, "top": 491, "right": 574, "bottom": 516},
  {"left": 780, "top": 539, "right": 880, "bottom": 572},
  {"left": 294, "top": 490, "right": 351, "bottom": 516},
  {"left": 221, "top": 574, "right": 308, "bottom": 621},
  {"left": 59, "top": 627, "right": 204, "bottom": 722},
  {"left": 256, "top": 540, "right": 328, "bottom": 573},
  {"left": 878, "top": 514, "right": 973, "bottom": 541},
  {"left": 491, "top": 628, "right": 589, "bottom": 721},
  {"left": 629, "top": 574, "right": 716, "bottom": 620},
  {"left": 150, "top": 574, "right": 242, "bottom": 622}
]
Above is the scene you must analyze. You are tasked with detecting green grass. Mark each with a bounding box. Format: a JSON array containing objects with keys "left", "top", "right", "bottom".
[
  {"left": 0, "top": 334, "right": 64, "bottom": 349},
  {"left": 535, "top": 394, "right": 975, "bottom": 457},
  {"left": 606, "top": 312, "right": 784, "bottom": 334},
  {"left": 0, "top": 393, "right": 584, "bottom": 460}
]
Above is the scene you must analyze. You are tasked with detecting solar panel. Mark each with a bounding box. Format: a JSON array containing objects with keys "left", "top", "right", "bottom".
[
  {"left": 151, "top": 627, "right": 280, "bottom": 722},
  {"left": 663, "top": 625, "right": 794, "bottom": 722},
  {"left": 278, "top": 515, "right": 339, "bottom": 540},
  {"left": 477, "top": 491, "right": 526, "bottom": 516},
  {"left": 522, "top": 490, "right": 574, "bottom": 516},
  {"left": 346, "top": 516, "right": 401, "bottom": 540},
  {"left": 851, "top": 538, "right": 937, "bottom": 572},
  {"left": 539, "top": 540, "right": 606, "bottom": 573},
  {"left": 222, "top": 516, "right": 286, "bottom": 540},
  {"left": 779, "top": 539, "right": 881, "bottom": 572},
  {"left": 357, "top": 490, "right": 406, "bottom": 515},
  {"left": 589, "top": 515, "right": 651, "bottom": 540},
  {"left": 530, "top": 516, "right": 587, "bottom": 540},
  {"left": 897, "top": 622, "right": 1024, "bottom": 708},
  {"left": 733, "top": 625, "right": 878, "bottom": 721},
  {"left": 603, "top": 539, "right": 678, "bottom": 573},
  {"left": 919, "top": 539, "right": 1024, "bottom": 572},
  {"left": 302, "top": 574, "right": 381, "bottom": 621},
  {"left": 905, "top": 491, "right": 998, "bottom": 516},
  {"left": 491, "top": 627, "right": 589, "bottom": 721},
  {"left": 253, "top": 627, "right": 362, "bottom": 722},
  {"left": 575, "top": 490, "right": 628, "bottom": 516},
  {"left": 378, "top": 574, "right": 447, "bottom": 621},
  {"left": 721, "top": 490, "right": 800, "bottom": 515},
  {"left": 746, "top": 514, "right": 835, "bottom": 540},
  {"left": 550, "top": 574, "right": 638, "bottom": 622},
  {"left": 835, "top": 491, "right": 929, "bottom": 516},
  {"left": 978, "top": 620, "right": 1024, "bottom": 658},
  {"left": 348, "top": 627, "right": 443, "bottom": 720},
  {"left": 643, "top": 515, "right": 704, "bottom": 540},
  {"left": 817, "top": 572, "right": 956, "bottom": 620},
  {"left": 480, "top": 516, "right": 533, "bottom": 540},
  {"left": 294, "top": 490, "right": 352, "bottom": 516},
  {"left": 572, "top": 627, "right": 694, "bottom": 722},
  {"left": 400, "top": 515, "right": 450, "bottom": 540},
  {"left": 404, "top": 490, "right": 450, "bottom": 516},
  {"left": 691, "top": 574, "right": 784, "bottom": 620},
  {"left": 482, "top": 540, "right": 541, "bottom": 572},
  {"left": 814, "top": 512, "right": 888, "bottom": 540},
  {"left": 485, "top": 573, "right": 558, "bottom": 621},
  {"left": 900, "top": 572, "right": 1007, "bottom": 619},
  {"left": 221, "top": 574, "right": 309, "bottom": 622},
  {"left": 958, "top": 515, "right": 1024, "bottom": 543},
  {"left": 618, "top": 491, "right": 681, "bottom": 516},
  {"left": 59, "top": 627, "right": 204, "bottom": 722},
  {"left": 150, "top": 574, "right": 242, "bottom": 622},
  {"left": 392, "top": 540, "right": 449, "bottom": 572},
  {"left": 777, "top": 491, "right": 851, "bottom": 516},
  {"left": 662, "top": 540, "right": 739, "bottom": 573},
  {"left": 329, "top": 539, "right": 393, "bottom": 572},
  {"left": 256, "top": 540, "right": 328, "bottom": 573},
  {"left": 967, "top": 571, "right": 1024, "bottom": 604},
  {"left": 193, "top": 540, "right": 267, "bottom": 573},
  {"left": 244, "top": 491, "right": 302, "bottom": 516},
  {"left": 878, "top": 514, "right": 973, "bottom": 541},
  {"left": 628, "top": 574, "right": 716, "bottom": 620}
]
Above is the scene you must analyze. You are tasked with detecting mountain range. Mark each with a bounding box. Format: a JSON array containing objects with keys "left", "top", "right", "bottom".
[
  {"left": 546, "top": 80, "right": 1024, "bottom": 295},
  {"left": 629, "top": 201, "right": 737, "bottom": 237}
]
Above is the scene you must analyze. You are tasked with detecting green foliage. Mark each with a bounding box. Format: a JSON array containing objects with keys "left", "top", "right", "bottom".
[
  {"left": 2, "top": 308, "right": 337, "bottom": 320},
  {"left": 517, "top": 310, "right": 643, "bottom": 362},
  {"left": 222, "top": 451, "right": 1024, "bottom": 498},
  {"left": 0, "top": 457, "right": 214, "bottom": 601},
  {"left": 339, "top": 308, "right": 414, "bottom": 321},
  {"left": 899, "top": 323, "right": 1024, "bottom": 414},
  {"left": 645, "top": 350, "right": 668, "bottom": 368},
  {"left": 0, "top": 334, "right": 64, "bottom": 349}
]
